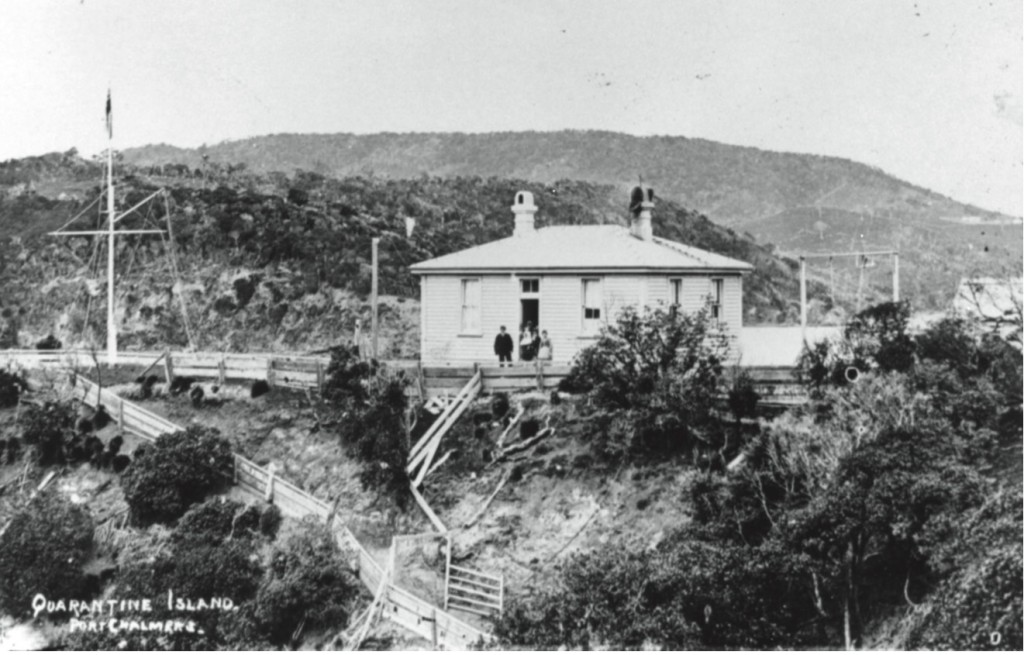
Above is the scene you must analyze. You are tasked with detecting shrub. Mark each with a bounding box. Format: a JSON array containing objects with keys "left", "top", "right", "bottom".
[
  {"left": 111, "top": 453, "right": 131, "bottom": 473},
  {"left": 120, "top": 425, "right": 234, "bottom": 525},
  {"left": 0, "top": 490, "right": 94, "bottom": 617},
  {"left": 564, "top": 305, "right": 728, "bottom": 458},
  {"left": 174, "top": 498, "right": 246, "bottom": 545},
  {"left": 20, "top": 400, "right": 76, "bottom": 465},
  {"left": 325, "top": 347, "right": 412, "bottom": 507},
  {"left": 727, "top": 370, "right": 760, "bottom": 422},
  {"left": 491, "top": 392, "right": 510, "bottom": 418},
  {"left": 520, "top": 418, "right": 540, "bottom": 440},
  {"left": 35, "top": 334, "right": 62, "bottom": 350},
  {"left": 843, "top": 301, "right": 914, "bottom": 372},
  {"left": 253, "top": 522, "right": 360, "bottom": 645},
  {"left": 251, "top": 379, "right": 271, "bottom": 398},
  {"left": 0, "top": 368, "right": 26, "bottom": 408},
  {"left": 259, "top": 504, "right": 283, "bottom": 539}
]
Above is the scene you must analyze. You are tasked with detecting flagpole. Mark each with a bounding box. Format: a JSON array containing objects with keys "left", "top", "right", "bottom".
[{"left": 106, "top": 91, "right": 117, "bottom": 364}]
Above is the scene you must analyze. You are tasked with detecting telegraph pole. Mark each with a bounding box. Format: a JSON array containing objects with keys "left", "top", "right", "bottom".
[
  {"left": 799, "top": 256, "right": 807, "bottom": 343},
  {"left": 371, "top": 237, "right": 380, "bottom": 359},
  {"left": 106, "top": 119, "right": 117, "bottom": 362},
  {"left": 892, "top": 252, "right": 900, "bottom": 302}
]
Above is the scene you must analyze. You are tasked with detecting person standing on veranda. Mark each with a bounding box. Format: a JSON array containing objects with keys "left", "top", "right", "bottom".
[{"left": 494, "top": 325, "right": 514, "bottom": 367}]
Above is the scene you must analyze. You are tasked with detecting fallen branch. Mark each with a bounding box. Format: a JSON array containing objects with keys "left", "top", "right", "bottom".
[
  {"left": 501, "top": 427, "right": 553, "bottom": 458},
  {"left": 463, "top": 468, "right": 512, "bottom": 529},
  {"left": 497, "top": 403, "right": 524, "bottom": 448},
  {"left": 424, "top": 449, "right": 455, "bottom": 478}
]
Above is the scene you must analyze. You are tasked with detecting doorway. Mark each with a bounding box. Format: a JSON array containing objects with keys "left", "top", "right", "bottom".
[{"left": 520, "top": 298, "right": 539, "bottom": 332}]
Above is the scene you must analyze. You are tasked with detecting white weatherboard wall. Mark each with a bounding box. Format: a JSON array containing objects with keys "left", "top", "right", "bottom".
[{"left": 421, "top": 272, "right": 744, "bottom": 365}]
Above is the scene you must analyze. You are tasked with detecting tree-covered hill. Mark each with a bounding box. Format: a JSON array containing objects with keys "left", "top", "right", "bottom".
[
  {"left": 122, "top": 130, "right": 1018, "bottom": 229},
  {"left": 0, "top": 154, "right": 825, "bottom": 353}
]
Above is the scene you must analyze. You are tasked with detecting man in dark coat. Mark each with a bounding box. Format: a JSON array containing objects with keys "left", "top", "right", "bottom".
[{"left": 494, "top": 325, "right": 514, "bottom": 367}]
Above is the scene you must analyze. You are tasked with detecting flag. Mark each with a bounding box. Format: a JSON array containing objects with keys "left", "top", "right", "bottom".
[{"left": 105, "top": 90, "right": 112, "bottom": 139}]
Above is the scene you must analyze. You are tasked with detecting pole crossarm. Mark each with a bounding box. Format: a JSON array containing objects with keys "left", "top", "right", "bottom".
[
  {"left": 799, "top": 250, "right": 898, "bottom": 259},
  {"left": 49, "top": 229, "right": 166, "bottom": 236}
]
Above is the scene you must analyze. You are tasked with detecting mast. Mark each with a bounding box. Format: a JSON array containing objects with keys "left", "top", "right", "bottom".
[
  {"left": 106, "top": 90, "right": 117, "bottom": 364},
  {"left": 49, "top": 91, "right": 165, "bottom": 362}
]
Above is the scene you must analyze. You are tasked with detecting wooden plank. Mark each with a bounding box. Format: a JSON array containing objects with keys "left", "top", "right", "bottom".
[
  {"left": 482, "top": 376, "right": 564, "bottom": 390},
  {"left": 408, "top": 380, "right": 479, "bottom": 477},
  {"left": 412, "top": 379, "right": 480, "bottom": 483},
  {"left": 445, "top": 598, "right": 498, "bottom": 618},
  {"left": 449, "top": 565, "right": 502, "bottom": 586},
  {"left": 480, "top": 364, "right": 572, "bottom": 377},
  {"left": 422, "top": 367, "right": 477, "bottom": 377},
  {"left": 408, "top": 374, "right": 478, "bottom": 461},
  {"left": 447, "top": 582, "right": 501, "bottom": 602},
  {"left": 409, "top": 482, "right": 447, "bottom": 533}
]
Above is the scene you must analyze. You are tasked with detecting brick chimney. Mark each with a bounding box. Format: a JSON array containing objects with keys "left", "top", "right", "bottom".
[
  {"left": 512, "top": 191, "right": 537, "bottom": 237},
  {"left": 629, "top": 183, "right": 655, "bottom": 241}
]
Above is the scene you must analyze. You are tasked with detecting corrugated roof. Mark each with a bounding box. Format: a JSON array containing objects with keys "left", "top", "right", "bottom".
[{"left": 410, "top": 225, "right": 753, "bottom": 273}]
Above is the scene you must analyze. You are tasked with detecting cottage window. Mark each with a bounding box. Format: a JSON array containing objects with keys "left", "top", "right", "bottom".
[
  {"left": 710, "top": 278, "right": 723, "bottom": 321},
  {"left": 520, "top": 278, "right": 540, "bottom": 294},
  {"left": 460, "top": 278, "right": 481, "bottom": 334},
  {"left": 582, "top": 278, "right": 602, "bottom": 333},
  {"left": 670, "top": 278, "right": 682, "bottom": 316}
]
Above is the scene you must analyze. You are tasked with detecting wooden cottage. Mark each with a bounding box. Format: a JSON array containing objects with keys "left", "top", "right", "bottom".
[{"left": 410, "top": 187, "right": 753, "bottom": 364}]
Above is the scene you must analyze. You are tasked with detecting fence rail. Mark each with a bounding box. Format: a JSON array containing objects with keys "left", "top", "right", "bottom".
[{"left": 66, "top": 373, "right": 490, "bottom": 649}]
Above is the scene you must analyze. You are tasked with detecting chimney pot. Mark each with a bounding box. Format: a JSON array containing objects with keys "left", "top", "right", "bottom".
[
  {"left": 512, "top": 191, "right": 537, "bottom": 237},
  {"left": 629, "top": 184, "right": 655, "bottom": 241}
]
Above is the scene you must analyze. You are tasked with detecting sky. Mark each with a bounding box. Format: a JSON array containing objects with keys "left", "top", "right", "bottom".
[{"left": 1, "top": 0, "right": 1021, "bottom": 215}]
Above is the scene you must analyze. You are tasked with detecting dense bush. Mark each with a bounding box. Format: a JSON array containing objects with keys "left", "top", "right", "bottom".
[
  {"left": 252, "top": 522, "right": 360, "bottom": 645},
  {"left": 562, "top": 305, "right": 728, "bottom": 458},
  {"left": 503, "top": 307, "right": 1021, "bottom": 649},
  {"left": 324, "top": 345, "right": 412, "bottom": 507},
  {"left": 494, "top": 536, "right": 812, "bottom": 649},
  {"left": 120, "top": 425, "right": 234, "bottom": 525},
  {"left": 0, "top": 490, "right": 94, "bottom": 617}
]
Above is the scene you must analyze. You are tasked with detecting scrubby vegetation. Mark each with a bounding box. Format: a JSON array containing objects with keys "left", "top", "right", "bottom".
[
  {"left": 494, "top": 305, "right": 1022, "bottom": 650},
  {"left": 120, "top": 425, "right": 234, "bottom": 525},
  {"left": 0, "top": 490, "right": 94, "bottom": 618},
  {"left": 322, "top": 345, "right": 414, "bottom": 507},
  {"left": 561, "top": 304, "right": 731, "bottom": 462}
]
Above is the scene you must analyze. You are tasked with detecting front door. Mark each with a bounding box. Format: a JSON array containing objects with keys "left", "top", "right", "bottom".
[{"left": 520, "top": 298, "right": 539, "bottom": 332}]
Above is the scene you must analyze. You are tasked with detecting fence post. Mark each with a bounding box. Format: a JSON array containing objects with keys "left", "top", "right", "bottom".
[
  {"left": 265, "top": 469, "right": 275, "bottom": 503},
  {"left": 431, "top": 607, "right": 438, "bottom": 648},
  {"left": 388, "top": 537, "right": 397, "bottom": 585},
  {"left": 118, "top": 396, "right": 125, "bottom": 429},
  {"left": 443, "top": 534, "right": 452, "bottom": 611},
  {"left": 266, "top": 358, "right": 274, "bottom": 388},
  {"left": 163, "top": 351, "right": 174, "bottom": 384},
  {"left": 316, "top": 361, "right": 324, "bottom": 392},
  {"left": 218, "top": 355, "right": 226, "bottom": 386},
  {"left": 232, "top": 455, "right": 238, "bottom": 485}
]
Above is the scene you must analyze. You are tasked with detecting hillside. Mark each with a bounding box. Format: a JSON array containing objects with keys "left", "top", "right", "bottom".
[
  {"left": 121, "top": 131, "right": 1023, "bottom": 311},
  {"left": 0, "top": 153, "right": 825, "bottom": 353},
  {"left": 122, "top": 131, "right": 1017, "bottom": 227}
]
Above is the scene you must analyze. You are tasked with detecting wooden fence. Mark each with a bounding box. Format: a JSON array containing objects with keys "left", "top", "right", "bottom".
[
  {"left": 67, "top": 374, "right": 490, "bottom": 649},
  {"left": 445, "top": 559, "right": 504, "bottom": 619}
]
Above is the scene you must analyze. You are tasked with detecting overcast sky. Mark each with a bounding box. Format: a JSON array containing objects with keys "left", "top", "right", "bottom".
[{"left": 1, "top": 0, "right": 1020, "bottom": 215}]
